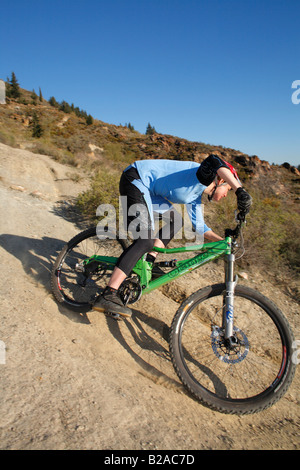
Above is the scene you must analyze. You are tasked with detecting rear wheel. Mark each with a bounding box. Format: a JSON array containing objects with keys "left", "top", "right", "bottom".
[
  {"left": 170, "top": 284, "right": 296, "bottom": 415},
  {"left": 51, "top": 227, "right": 128, "bottom": 309}
]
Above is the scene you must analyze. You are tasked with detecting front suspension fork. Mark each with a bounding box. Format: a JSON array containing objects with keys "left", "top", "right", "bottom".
[{"left": 223, "top": 253, "right": 238, "bottom": 339}]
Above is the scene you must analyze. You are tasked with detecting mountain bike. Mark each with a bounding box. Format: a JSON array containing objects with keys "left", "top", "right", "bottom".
[{"left": 51, "top": 220, "right": 296, "bottom": 415}]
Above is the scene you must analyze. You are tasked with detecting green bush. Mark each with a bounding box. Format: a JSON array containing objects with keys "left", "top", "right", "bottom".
[
  {"left": 279, "top": 215, "right": 300, "bottom": 274},
  {"left": 0, "top": 129, "right": 16, "bottom": 147},
  {"left": 77, "top": 170, "right": 120, "bottom": 222},
  {"left": 104, "top": 142, "right": 133, "bottom": 164}
]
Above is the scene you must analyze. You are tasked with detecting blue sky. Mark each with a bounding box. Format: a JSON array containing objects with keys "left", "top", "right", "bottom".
[{"left": 0, "top": 0, "right": 299, "bottom": 166}]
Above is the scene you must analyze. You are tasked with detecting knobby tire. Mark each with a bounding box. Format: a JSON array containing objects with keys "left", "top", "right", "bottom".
[
  {"left": 51, "top": 227, "right": 128, "bottom": 309},
  {"left": 170, "top": 283, "right": 296, "bottom": 415}
]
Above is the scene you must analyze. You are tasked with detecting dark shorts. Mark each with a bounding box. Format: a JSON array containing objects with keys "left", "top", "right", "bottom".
[
  {"left": 116, "top": 166, "right": 183, "bottom": 276},
  {"left": 119, "top": 166, "right": 152, "bottom": 236}
]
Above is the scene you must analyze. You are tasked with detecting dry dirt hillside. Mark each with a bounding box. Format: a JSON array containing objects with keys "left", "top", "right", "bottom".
[{"left": 0, "top": 142, "right": 299, "bottom": 450}]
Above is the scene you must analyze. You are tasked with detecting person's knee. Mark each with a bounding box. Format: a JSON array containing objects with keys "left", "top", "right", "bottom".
[{"left": 137, "top": 237, "right": 155, "bottom": 253}]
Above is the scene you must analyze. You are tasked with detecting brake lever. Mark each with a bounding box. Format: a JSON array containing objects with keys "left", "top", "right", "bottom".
[
  {"left": 225, "top": 220, "right": 243, "bottom": 240},
  {"left": 235, "top": 209, "right": 248, "bottom": 224}
]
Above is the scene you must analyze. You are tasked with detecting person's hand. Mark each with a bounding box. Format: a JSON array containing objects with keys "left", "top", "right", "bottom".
[{"left": 225, "top": 226, "right": 240, "bottom": 239}]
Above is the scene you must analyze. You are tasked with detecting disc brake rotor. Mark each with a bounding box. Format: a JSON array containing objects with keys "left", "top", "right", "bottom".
[{"left": 211, "top": 325, "right": 249, "bottom": 364}]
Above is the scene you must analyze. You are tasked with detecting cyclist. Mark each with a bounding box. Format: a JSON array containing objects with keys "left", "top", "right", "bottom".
[{"left": 93, "top": 154, "right": 252, "bottom": 317}]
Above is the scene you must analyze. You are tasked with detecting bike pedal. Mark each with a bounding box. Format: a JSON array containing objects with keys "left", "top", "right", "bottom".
[{"left": 105, "top": 311, "right": 123, "bottom": 321}]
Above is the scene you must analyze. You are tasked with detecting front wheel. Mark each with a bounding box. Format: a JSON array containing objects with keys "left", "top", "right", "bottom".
[{"left": 170, "top": 284, "right": 296, "bottom": 415}]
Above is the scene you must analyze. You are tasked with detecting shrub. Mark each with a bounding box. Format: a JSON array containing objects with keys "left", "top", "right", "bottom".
[
  {"left": 49, "top": 96, "right": 59, "bottom": 108},
  {"left": 0, "top": 129, "right": 16, "bottom": 147},
  {"left": 86, "top": 114, "right": 93, "bottom": 125},
  {"left": 31, "top": 112, "right": 44, "bottom": 138},
  {"left": 77, "top": 170, "right": 120, "bottom": 222},
  {"left": 104, "top": 142, "right": 135, "bottom": 167},
  {"left": 146, "top": 123, "right": 156, "bottom": 135}
]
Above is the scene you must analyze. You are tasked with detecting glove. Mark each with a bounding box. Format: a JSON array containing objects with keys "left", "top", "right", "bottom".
[
  {"left": 236, "top": 187, "right": 252, "bottom": 220},
  {"left": 225, "top": 227, "right": 239, "bottom": 239}
]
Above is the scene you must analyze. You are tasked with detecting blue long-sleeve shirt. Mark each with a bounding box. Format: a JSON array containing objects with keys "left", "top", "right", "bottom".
[{"left": 127, "top": 160, "right": 211, "bottom": 235}]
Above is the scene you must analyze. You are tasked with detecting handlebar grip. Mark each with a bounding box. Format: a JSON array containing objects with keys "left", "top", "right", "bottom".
[{"left": 225, "top": 223, "right": 241, "bottom": 240}]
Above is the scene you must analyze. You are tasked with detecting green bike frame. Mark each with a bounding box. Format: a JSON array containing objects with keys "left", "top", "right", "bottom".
[{"left": 83, "top": 237, "right": 232, "bottom": 296}]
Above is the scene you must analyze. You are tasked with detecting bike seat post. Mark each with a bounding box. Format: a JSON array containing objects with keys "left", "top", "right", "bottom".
[{"left": 223, "top": 253, "right": 237, "bottom": 339}]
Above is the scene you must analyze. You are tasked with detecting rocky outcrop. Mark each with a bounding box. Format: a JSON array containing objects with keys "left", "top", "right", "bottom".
[{"left": 281, "top": 162, "right": 300, "bottom": 176}]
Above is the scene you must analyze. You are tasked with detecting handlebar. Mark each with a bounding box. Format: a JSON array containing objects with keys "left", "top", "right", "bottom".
[{"left": 224, "top": 220, "right": 243, "bottom": 241}]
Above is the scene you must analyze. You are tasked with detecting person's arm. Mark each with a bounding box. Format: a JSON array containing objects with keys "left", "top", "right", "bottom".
[
  {"left": 197, "top": 155, "right": 252, "bottom": 220},
  {"left": 186, "top": 202, "right": 223, "bottom": 241},
  {"left": 186, "top": 202, "right": 210, "bottom": 238},
  {"left": 217, "top": 167, "right": 242, "bottom": 191},
  {"left": 217, "top": 167, "right": 252, "bottom": 220},
  {"left": 203, "top": 230, "right": 223, "bottom": 241}
]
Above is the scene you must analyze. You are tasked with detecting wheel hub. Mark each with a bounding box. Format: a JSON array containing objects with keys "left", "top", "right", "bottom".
[{"left": 211, "top": 325, "right": 249, "bottom": 364}]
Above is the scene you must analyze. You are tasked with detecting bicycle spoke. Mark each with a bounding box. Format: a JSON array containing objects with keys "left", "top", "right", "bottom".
[
  {"left": 176, "top": 288, "right": 289, "bottom": 404},
  {"left": 52, "top": 228, "right": 126, "bottom": 307}
]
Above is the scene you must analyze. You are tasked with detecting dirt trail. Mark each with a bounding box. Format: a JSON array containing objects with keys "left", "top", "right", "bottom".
[{"left": 0, "top": 142, "right": 299, "bottom": 450}]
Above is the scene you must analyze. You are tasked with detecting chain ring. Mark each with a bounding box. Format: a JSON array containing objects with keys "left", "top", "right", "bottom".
[{"left": 119, "top": 277, "right": 142, "bottom": 305}]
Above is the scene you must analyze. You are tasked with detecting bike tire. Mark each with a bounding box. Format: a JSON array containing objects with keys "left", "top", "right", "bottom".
[
  {"left": 170, "top": 283, "right": 296, "bottom": 415},
  {"left": 51, "top": 227, "right": 128, "bottom": 309}
]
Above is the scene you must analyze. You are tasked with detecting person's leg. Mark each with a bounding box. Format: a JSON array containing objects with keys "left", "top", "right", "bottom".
[
  {"left": 93, "top": 169, "right": 154, "bottom": 317},
  {"left": 107, "top": 267, "right": 127, "bottom": 290},
  {"left": 114, "top": 236, "right": 154, "bottom": 275},
  {"left": 146, "top": 238, "right": 165, "bottom": 260},
  {"left": 93, "top": 235, "right": 155, "bottom": 317},
  {"left": 144, "top": 208, "right": 184, "bottom": 279},
  {"left": 147, "top": 208, "right": 183, "bottom": 259}
]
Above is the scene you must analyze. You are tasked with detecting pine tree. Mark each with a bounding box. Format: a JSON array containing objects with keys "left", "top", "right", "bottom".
[
  {"left": 86, "top": 114, "right": 93, "bottom": 125},
  {"left": 146, "top": 122, "right": 156, "bottom": 135},
  {"left": 39, "top": 87, "right": 43, "bottom": 102},
  {"left": 126, "top": 122, "right": 135, "bottom": 131},
  {"left": 31, "top": 89, "right": 38, "bottom": 105},
  {"left": 31, "top": 112, "right": 44, "bottom": 138},
  {"left": 7, "top": 72, "right": 21, "bottom": 99},
  {"left": 59, "top": 100, "right": 72, "bottom": 113},
  {"left": 48, "top": 96, "right": 59, "bottom": 108}
]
